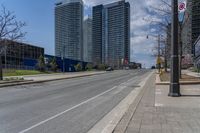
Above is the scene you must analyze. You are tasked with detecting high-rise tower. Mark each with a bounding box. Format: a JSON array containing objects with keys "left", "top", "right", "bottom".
[
  {"left": 92, "top": 0, "right": 130, "bottom": 67},
  {"left": 55, "top": 0, "right": 83, "bottom": 61}
]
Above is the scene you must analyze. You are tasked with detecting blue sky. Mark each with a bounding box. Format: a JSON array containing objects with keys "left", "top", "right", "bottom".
[
  {"left": 0, "top": 0, "right": 55, "bottom": 55},
  {"left": 0, "top": 0, "right": 167, "bottom": 68}
]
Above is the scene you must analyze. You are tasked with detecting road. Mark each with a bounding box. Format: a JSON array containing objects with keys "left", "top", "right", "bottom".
[{"left": 0, "top": 70, "right": 150, "bottom": 133}]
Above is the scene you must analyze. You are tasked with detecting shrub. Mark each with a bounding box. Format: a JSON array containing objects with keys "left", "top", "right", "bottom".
[
  {"left": 97, "top": 64, "right": 106, "bottom": 70},
  {"left": 75, "top": 63, "right": 82, "bottom": 72},
  {"left": 50, "top": 57, "right": 58, "bottom": 72},
  {"left": 37, "top": 55, "right": 46, "bottom": 72},
  {"left": 86, "top": 63, "right": 93, "bottom": 71}
]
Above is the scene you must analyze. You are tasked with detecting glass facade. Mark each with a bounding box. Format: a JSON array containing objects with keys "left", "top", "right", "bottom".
[
  {"left": 83, "top": 17, "right": 92, "bottom": 62},
  {"left": 92, "top": 5, "right": 103, "bottom": 65},
  {"left": 195, "top": 37, "right": 200, "bottom": 58},
  {"left": 0, "top": 40, "right": 44, "bottom": 69},
  {"left": 195, "top": 36, "right": 200, "bottom": 66},
  {"left": 182, "top": 0, "right": 200, "bottom": 55},
  {"left": 55, "top": 0, "right": 83, "bottom": 61},
  {"left": 92, "top": 1, "right": 130, "bottom": 67},
  {"left": 192, "top": 0, "right": 200, "bottom": 54}
]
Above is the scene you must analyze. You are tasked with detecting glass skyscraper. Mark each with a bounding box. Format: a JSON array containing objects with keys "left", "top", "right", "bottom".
[
  {"left": 92, "top": 0, "right": 130, "bottom": 68},
  {"left": 182, "top": 0, "right": 200, "bottom": 55},
  {"left": 83, "top": 17, "right": 92, "bottom": 62},
  {"left": 55, "top": 0, "right": 83, "bottom": 61}
]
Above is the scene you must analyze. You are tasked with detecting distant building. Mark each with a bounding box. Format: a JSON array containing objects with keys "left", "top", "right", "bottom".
[
  {"left": 83, "top": 17, "right": 92, "bottom": 62},
  {"left": 129, "top": 62, "right": 142, "bottom": 69},
  {"left": 182, "top": 0, "right": 200, "bottom": 55},
  {"left": 92, "top": 0, "right": 130, "bottom": 68},
  {"left": 92, "top": 5, "right": 104, "bottom": 65},
  {"left": 0, "top": 40, "right": 44, "bottom": 70},
  {"left": 191, "top": 0, "right": 200, "bottom": 54},
  {"left": 55, "top": 0, "right": 83, "bottom": 61},
  {"left": 194, "top": 36, "right": 200, "bottom": 66}
]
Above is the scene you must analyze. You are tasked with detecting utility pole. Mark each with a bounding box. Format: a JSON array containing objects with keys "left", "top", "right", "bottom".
[
  {"left": 62, "top": 45, "right": 65, "bottom": 73},
  {"left": 158, "top": 35, "right": 161, "bottom": 73},
  {"left": 164, "top": 38, "right": 168, "bottom": 72},
  {"left": 0, "top": 45, "right": 5, "bottom": 81},
  {"left": 169, "top": 0, "right": 181, "bottom": 97},
  {"left": 0, "top": 55, "right": 2, "bottom": 80},
  {"left": 179, "top": 23, "right": 183, "bottom": 78},
  {"left": 4, "top": 45, "right": 7, "bottom": 70}
]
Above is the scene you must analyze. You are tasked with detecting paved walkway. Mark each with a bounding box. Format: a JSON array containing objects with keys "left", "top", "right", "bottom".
[
  {"left": 115, "top": 76, "right": 200, "bottom": 133},
  {"left": 182, "top": 70, "right": 200, "bottom": 78}
]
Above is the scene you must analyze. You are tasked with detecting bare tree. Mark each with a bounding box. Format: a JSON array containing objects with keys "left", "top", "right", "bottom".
[
  {"left": 0, "top": 5, "right": 26, "bottom": 80},
  {"left": 143, "top": 0, "right": 172, "bottom": 72}
]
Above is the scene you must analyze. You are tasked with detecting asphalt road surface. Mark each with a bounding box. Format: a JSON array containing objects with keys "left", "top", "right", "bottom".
[{"left": 0, "top": 70, "right": 150, "bottom": 133}]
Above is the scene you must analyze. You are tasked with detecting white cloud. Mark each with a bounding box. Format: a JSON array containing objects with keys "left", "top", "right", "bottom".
[{"left": 83, "top": 0, "right": 162, "bottom": 66}]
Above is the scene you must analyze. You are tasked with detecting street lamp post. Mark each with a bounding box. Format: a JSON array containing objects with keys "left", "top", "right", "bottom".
[
  {"left": 147, "top": 34, "right": 163, "bottom": 73},
  {"left": 169, "top": 0, "right": 181, "bottom": 97},
  {"left": 0, "top": 55, "right": 2, "bottom": 80},
  {"left": 158, "top": 35, "right": 161, "bottom": 73},
  {"left": 0, "top": 45, "right": 6, "bottom": 81},
  {"left": 62, "top": 45, "right": 65, "bottom": 73},
  {"left": 179, "top": 23, "right": 183, "bottom": 78}
]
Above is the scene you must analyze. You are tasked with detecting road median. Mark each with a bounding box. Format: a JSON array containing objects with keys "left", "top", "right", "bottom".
[{"left": 0, "top": 71, "right": 105, "bottom": 88}]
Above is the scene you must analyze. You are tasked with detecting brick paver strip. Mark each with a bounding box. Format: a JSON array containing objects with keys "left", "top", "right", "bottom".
[
  {"left": 114, "top": 75, "right": 200, "bottom": 133},
  {"left": 113, "top": 74, "right": 155, "bottom": 133}
]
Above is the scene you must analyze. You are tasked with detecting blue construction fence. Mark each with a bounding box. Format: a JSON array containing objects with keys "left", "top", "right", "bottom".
[
  {"left": 44, "top": 55, "right": 88, "bottom": 72},
  {"left": 22, "top": 54, "right": 88, "bottom": 72}
]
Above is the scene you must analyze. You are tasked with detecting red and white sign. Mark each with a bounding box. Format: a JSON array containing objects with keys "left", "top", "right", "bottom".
[{"left": 178, "top": 1, "right": 186, "bottom": 12}]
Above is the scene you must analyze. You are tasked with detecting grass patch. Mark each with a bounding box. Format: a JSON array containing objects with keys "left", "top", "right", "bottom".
[
  {"left": 3, "top": 69, "right": 51, "bottom": 77},
  {"left": 160, "top": 72, "right": 200, "bottom": 82}
]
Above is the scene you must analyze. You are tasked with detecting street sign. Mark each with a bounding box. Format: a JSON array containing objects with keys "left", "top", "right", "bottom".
[{"left": 178, "top": 1, "right": 186, "bottom": 12}]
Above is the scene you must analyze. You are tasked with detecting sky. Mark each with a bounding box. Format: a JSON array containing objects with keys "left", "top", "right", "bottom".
[{"left": 0, "top": 0, "right": 168, "bottom": 68}]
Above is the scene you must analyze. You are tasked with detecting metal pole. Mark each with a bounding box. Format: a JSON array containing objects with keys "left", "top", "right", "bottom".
[
  {"left": 164, "top": 39, "right": 168, "bottom": 72},
  {"left": 63, "top": 58, "right": 65, "bottom": 73},
  {"left": 63, "top": 45, "right": 65, "bottom": 73},
  {"left": 5, "top": 45, "right": 7, "bottom": 70},
  {"left": 169, "top": 0, "right": 181, "bottom": 97},
  {"left": 0, "top": 55, "right": 3, "bottom": 80},
  {"left": 158, "top": 35, "right": 161, "bottom": 73},
  {"left": 179, "top": 23, "right": 183, "bottom": 78}
]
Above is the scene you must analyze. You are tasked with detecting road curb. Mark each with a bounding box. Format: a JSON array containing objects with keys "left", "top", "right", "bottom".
[
  {"left": 113, "top": 74, "right": 155, "bottom": 133},
  {"left": 0, "top": 72, "right": 105, "bottom": 88},
  {"left": 87, "top": 71, "right": 154, "bottom": 133}
]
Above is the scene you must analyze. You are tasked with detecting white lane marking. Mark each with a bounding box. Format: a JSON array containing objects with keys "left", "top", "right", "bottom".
[
  {"left": 19, "top": 73, "right": 140, "bottom": 133},
  {"left": 19, "top": 86, "right": 117, "bottom": 133},
  {"left": 156, "top": 92, "right": 162, "bottom": 95},
  {"left": 155, "top": 103, "right": 163, "bottom": 107}
]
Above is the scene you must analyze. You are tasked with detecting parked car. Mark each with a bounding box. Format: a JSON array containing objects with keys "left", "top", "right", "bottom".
[
  {"left": 151, "top": 66, "right": 156, "bottom": 69},
  {"left": 125, "top": 67, "right": 130, "bottom": 70},
  {"left": 106, "top": 67, "right": 114, "bottom": 71}
]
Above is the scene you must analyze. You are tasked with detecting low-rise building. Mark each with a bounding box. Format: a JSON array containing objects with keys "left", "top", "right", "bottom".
[{"left": 0, "top": 40, "right": 44, "bottom": 70}]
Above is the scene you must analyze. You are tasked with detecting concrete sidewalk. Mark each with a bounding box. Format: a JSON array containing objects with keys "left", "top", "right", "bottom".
[
  {"left": 113, "top": 75, "right": 200, "bottom": 133},
  {"left": 182, "top": 70, "right": 200, "bottom": 78}
]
